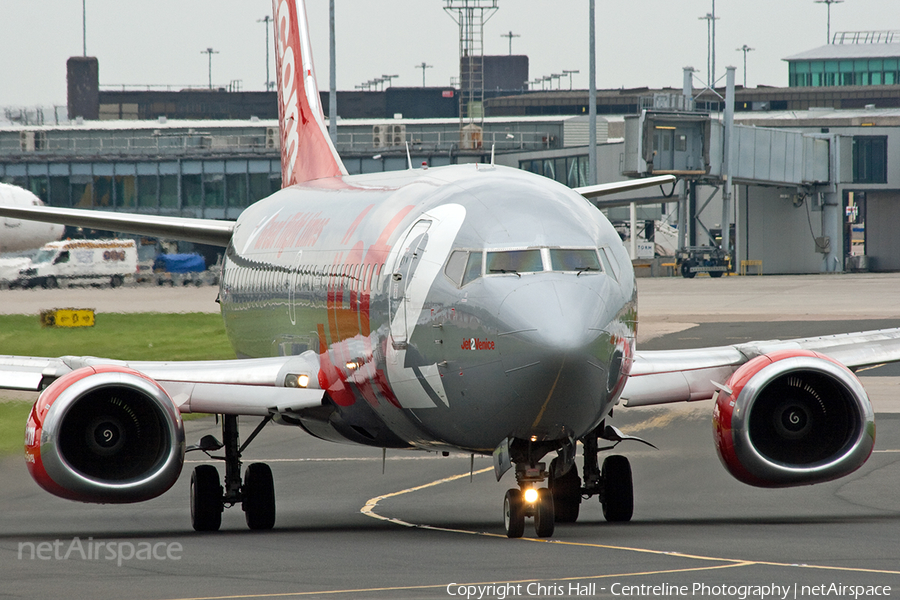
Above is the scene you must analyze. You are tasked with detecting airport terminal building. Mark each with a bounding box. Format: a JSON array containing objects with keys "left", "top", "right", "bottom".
[{"left": 2, "top": 37, "right": 899, "bottom": 274}]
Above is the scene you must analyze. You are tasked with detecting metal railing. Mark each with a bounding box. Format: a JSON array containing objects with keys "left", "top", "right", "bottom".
[
  {"left": 2, "top": 128, "right": 559, "bottom": 158},
  {"left": 832, "top": 30, "right": 900, "bottom": 44}
]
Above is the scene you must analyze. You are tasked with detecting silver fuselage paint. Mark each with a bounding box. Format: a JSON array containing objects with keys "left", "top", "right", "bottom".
[{"left": 219, "top": 164, "right": 636, "bottom": 453}]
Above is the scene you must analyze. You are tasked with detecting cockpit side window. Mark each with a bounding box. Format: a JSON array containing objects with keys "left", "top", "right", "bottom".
[
  {"left": 485, "top": 249, "right": 542, "bottom": 275},
  {"left": 598, "top": 247, "right": 619, "bottom": 282},
  {"left": 444, "top": 250, "right": 468, "bottom": 286},
  {"left": 549, "top": 249, "right": 601, "bottom": 273},
  {"left": 462, "top": 251, "right": 482, "bottom": 286},
  {"left": 444, "top": 250, "right": 484, "bottom": 287}
]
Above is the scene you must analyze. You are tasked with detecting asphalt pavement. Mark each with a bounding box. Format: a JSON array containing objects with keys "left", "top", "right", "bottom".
[{"left": 0, "top": 273, "right": 898, "bottom": 600}]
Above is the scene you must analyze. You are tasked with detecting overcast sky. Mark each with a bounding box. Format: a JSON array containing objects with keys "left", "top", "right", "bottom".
[{"left": 2, "top": 0, "right": 897, "bottom": 108}]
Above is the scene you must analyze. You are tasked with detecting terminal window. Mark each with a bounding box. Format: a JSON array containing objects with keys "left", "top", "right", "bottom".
[{"left": 852, "top": 136, "right": 887, "bottom": 184}]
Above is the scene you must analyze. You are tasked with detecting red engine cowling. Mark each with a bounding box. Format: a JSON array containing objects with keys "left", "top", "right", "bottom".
[
  {"left": 24, "top": 365, "right": 185, "bottom": 503},
  {"left": 713, "top": 349, "right": 874, "bottom": 488}
]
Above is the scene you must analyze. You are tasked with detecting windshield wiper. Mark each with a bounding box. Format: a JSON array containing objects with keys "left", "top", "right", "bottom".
[
  {"left": 576, "top": 266, "right": 599, "bottom": 276},
  {"left": 490, "top": 269, "right": 521, "bottom": 278}
]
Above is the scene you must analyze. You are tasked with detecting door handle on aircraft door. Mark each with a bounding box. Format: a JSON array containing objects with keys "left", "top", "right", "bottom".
[{"left": 393, "top": 273, "right": 402, "bottom": 281}]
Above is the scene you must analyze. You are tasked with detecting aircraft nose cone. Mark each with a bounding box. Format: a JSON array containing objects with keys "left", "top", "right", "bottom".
[
  {"left": 495, "top": 277, "right": 627, "bottom": 440},
  {"left": 498, "top": 278, "right": 608, "bottom": 352}
]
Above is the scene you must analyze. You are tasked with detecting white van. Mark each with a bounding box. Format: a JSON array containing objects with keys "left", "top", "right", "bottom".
[{"left": 19, "top": 239, "right": 138, "bottom": 289}]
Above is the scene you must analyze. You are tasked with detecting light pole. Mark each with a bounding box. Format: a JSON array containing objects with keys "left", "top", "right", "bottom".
[
  {"left": 562, "top": 69, "right": 579, "bottom": 90},
  {"left": 201, "top": 48, "right": 219, "bottom": 90},
  {"left": 82, "top": 0, "right": 87, "bottom": 56},
  {"left": 382, "top": 74, "right": 399, "bottom": 88},
  {"left": 258, "top": 16, "right": 273, "bottom": 91},
  {"left": 814, "top": 0, "right": 844, "bottom": 44},
  {"left": 698, "top": 5, "right": 719, "bottom": 89},
  {"left": 415, "top": 62, "right": 433, "bottom": 87},
  {"left": 501, "top": 31, "right": 520, "bottom": 55},
  {"left": 736, "top": 45, "right": 755, "bottom": 87}
]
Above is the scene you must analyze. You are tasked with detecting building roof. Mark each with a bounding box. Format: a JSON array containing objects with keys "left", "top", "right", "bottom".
[{"left": 784, "top": 43, "right": 900, "bottom": 62}]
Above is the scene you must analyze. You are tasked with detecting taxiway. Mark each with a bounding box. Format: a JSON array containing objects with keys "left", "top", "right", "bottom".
[{"left": 1, "top": 273, "right": 898, "bottom": 599}]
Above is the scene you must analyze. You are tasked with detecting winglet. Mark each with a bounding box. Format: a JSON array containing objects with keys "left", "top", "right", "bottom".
[{"left": 273, "top": 0, "right": 348, "bottom": 186}]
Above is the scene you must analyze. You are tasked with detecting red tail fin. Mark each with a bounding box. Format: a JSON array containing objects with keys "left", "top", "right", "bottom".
[{"left": 273, "top": 0, "right": 347, "bottom": 186}]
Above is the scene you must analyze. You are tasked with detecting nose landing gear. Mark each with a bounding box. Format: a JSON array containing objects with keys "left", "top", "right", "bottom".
[
  {"left": 503, "top": 462, "right": 555, "bottom": 538},
  {"left": 501, "top": 425, "right": 641, "bottom": 538}
]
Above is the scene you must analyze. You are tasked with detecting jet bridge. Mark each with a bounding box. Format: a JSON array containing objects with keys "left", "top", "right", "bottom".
[
  {"left": 622, "top": 109, "right": 830, "bottom": 186},
  {"left": 622, "top": 101, "right": 834, "bottom": 274}
]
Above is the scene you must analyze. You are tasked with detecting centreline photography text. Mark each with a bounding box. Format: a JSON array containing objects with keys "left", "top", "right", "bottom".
[{"left": 445, "top": 581, "right": 893, "bottom": 599}]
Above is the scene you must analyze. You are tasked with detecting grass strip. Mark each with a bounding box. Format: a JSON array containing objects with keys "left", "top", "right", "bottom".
[{"left": 0, "top": 313, "right": 231, "bottom": 455}]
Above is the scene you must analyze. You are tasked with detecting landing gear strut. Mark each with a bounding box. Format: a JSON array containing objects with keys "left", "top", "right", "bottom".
[{"left": 189, "top": 414, "right": 275, "bottom": 531}]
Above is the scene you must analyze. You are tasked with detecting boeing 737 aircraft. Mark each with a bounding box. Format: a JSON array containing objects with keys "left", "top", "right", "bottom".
[
  {"left": 0, "top": 183, "right": 64, "bottom": 253},
  {"left": 2, "top": 0, "right": 900, "bottom": 539}
]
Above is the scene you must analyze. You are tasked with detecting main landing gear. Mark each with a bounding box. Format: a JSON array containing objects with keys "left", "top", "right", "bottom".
[
  {"left": 502, "top": 425, "right": 637, "bottom": 539},
  {"left": 188, "top": 414, "right": 276, "bottom": 532}
]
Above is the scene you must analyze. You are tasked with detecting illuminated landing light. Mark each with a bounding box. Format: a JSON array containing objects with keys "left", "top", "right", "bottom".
[
  {"left": 285, "top": 374, "right": 310, "bottom": 388},
  {"left": 524, "top": 488, "right": 539, "bottom": 504},
  {"left": 530, "top": 435, "right": 538, "bottom": 442},
  {"left": 345, "top": 361, "right": 360, "bottom": 371}
]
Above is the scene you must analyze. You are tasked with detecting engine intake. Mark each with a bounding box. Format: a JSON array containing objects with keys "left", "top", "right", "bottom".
[
  {"left": 713, "top": 350, "right": 874, "bottom": 488},
  {"left": 25, "top": 365, "right": 185, "bottom": 503}
]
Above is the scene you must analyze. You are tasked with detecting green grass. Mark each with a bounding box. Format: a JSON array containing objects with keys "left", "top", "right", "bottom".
[
  {"left": 0, "top": 401, "right": 32, "bottom": 455},
  {"left": 0, "top": 313, "right": 235, "bottom": 361},
  {"left": 0, "top": 313, "right": 232, "bottom": 455}
]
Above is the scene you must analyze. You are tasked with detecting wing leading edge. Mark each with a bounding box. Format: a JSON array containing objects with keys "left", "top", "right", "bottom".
[
  {"left": 0, "top": 353, "right": 324, "bottom": 416},
  {"left": 0, "top": 204, "right": 234, "bottom": 247},
  {"left": 621, "top": 327, "right": 900, "bottom": 407}
]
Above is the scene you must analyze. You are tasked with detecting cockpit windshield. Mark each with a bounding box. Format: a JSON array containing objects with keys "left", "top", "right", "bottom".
[
  {"left": 549, "top": 249, "right": 601, "bottom": 273},
  {"left": 444, "top": 246, "right": 610, "bottom": 288},
  {"left": 486, "top": 249, "right": 543, "bottom": 275}
]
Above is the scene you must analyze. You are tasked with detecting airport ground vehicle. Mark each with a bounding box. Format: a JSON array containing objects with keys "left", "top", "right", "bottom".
[
  {"left": 675, "top": 245, "right": 729, "bottom": 278},
  {"left": 18, "top": 239, "right": 137, "bottom": 289}
]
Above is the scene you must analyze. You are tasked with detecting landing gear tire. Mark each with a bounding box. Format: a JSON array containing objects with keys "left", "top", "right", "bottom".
[
  {"left": 680, "top": 261, "right": 696, "bottom": 279},
  {"left": 110, "top": 274, "right": 124, "bottom": 288},
  {"left": 503, "top": 489, "right": 525, "bottom": 538},
  {"left": 243, "top": 463, "right": 276, "bottom": 530},
  {"left": 549, "top": 459, "right": 581, "bottom": 523},
  {"left": 600, "top": 455, "right": 633, "bottom": 522},
  {"left": 533, "top": 488, "right": 555, "bottom": 538},
  {"left": 191, "top": 465, "right": 223, "bottom": 532},
  {"left": 710, "top": 269, "right": 724, "bottom": 278}
]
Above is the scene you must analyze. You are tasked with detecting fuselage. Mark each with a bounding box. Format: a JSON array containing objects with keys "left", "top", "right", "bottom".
[
  {"left": 0, "top": 183, "right": 65, "bottom": 253},
  {"left": 219, "top": 164, "right": 636, "bottom": 454}
]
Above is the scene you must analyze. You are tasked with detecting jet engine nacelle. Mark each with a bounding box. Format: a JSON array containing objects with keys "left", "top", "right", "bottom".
[
  {"left": 713, "top": 350, "right": 874, "bottom": 488},
  {"left": 24, "top": 365, "right": 185, "bottom": 503}
]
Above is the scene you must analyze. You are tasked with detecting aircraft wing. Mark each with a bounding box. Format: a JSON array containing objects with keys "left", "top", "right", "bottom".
[
  {"left": 0, "top": 353, "right": 325, "bottom": 416},
  {"left": 621, "top": 327, "right": 900, "bottom": 407},
  {"left": 574, "top": 175, "right": 676, "bottom": 207},
  {"left": 0, "top": 204, "right": 234, "bottom": 247}
]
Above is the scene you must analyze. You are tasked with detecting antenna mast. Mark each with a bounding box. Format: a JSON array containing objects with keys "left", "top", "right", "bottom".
[{"left": 444, "top": 0, "right": 498, "bottom": 127}]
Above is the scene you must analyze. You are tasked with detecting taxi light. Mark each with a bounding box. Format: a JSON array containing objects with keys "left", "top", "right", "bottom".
[
  {"left": 285, "top": 374, "right": 310, "bottom": 388},
  {"left": 524, "top": 488, "right": 539, "bottom": 504}
]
